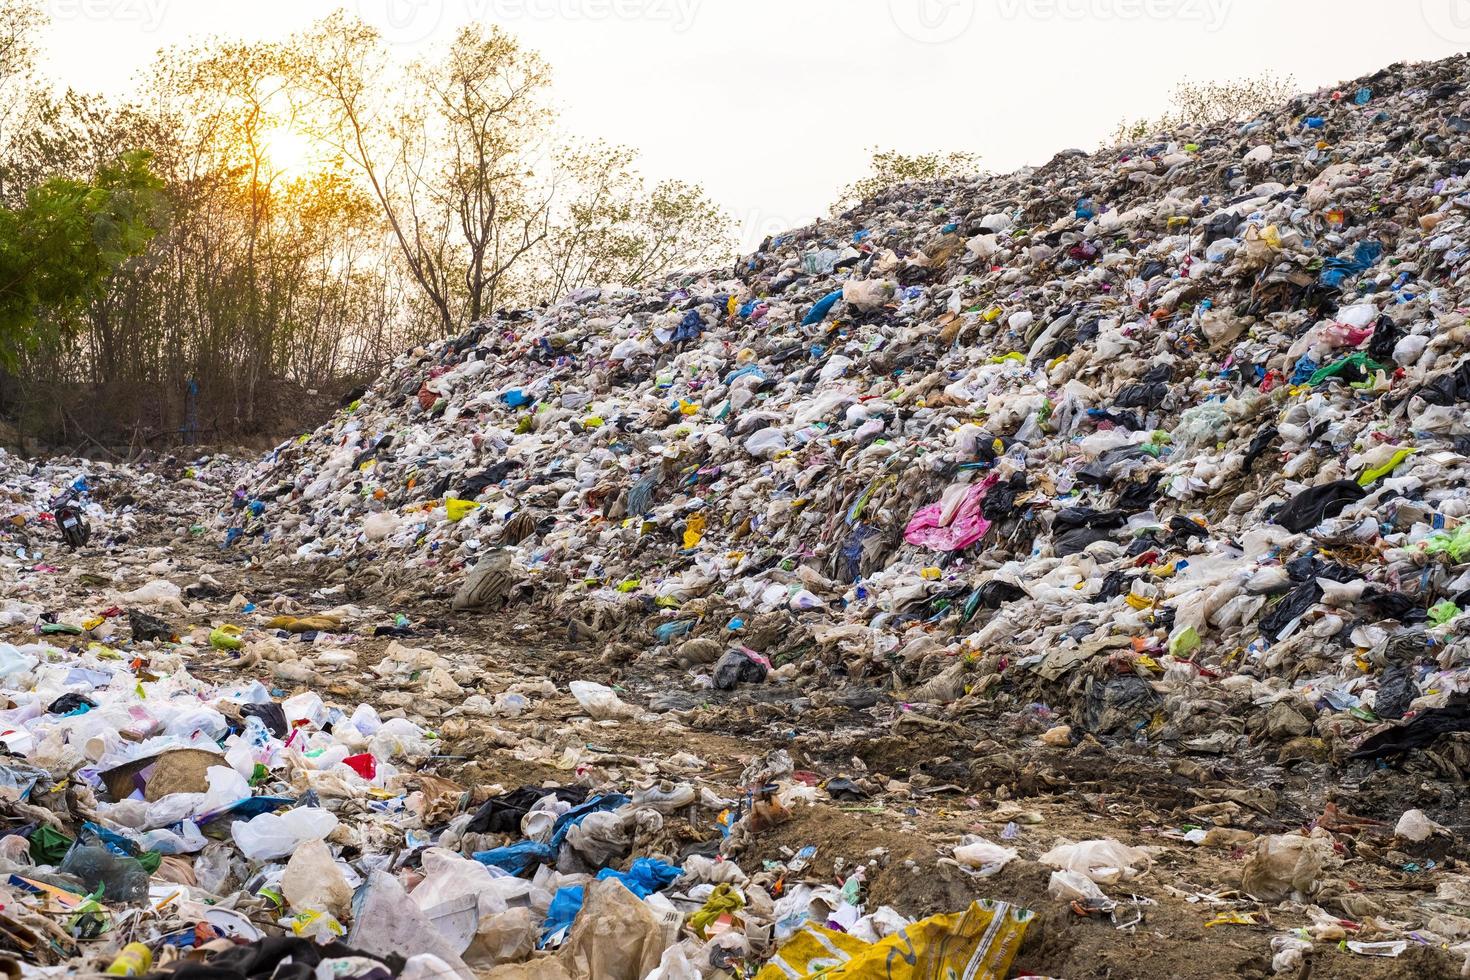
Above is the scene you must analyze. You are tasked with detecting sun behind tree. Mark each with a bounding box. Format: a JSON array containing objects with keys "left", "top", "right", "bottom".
[{"left": 259, "top": 122, "right": 319, "bottom": 178}]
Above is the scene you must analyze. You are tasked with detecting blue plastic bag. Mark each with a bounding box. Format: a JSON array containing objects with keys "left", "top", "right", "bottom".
[
  {"left": 802, "top": 290, "right": 843, "bottom": 326},
  {"left": 671, "top": 310, "right": 705, "bottom": 343},
  {"left": 549, "top": 794, "right": 630, "bottom": 850},
  {"left": 653, "top": 620, "right": 696, "bottom": 643},
  {"left": 539, "top": 884, "right": 585, "bottom": 948},
  {"left": 1319, "top": 241, "right": 1382, "bottom": 288},
  {"left": 472, "top": 840, "right": 556, "bottom": 876},
  {"left": 595, "top": 857, "right": 681, "bottom": 898}
]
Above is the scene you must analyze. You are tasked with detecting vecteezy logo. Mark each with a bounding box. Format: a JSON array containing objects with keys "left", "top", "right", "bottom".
[
  {"left": 48, "top": 0, "right": 172, "bottom": 32},
  {"left": 360, "top": 0, "right": 444, "bottom": 45},
  {"left": 889, "top": 0, "right": 975, "bottom": 43},
  {"left": 1423, "top": 0, "right": 1470, "bottom": 43}
]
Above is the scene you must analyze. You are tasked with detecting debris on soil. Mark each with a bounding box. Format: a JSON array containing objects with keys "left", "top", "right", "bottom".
[{"left": 11, "top": 52, "right": 1470, "bottom": 980}]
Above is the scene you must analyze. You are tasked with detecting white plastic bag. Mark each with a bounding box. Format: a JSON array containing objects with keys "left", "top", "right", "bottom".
[
  {"left": 200, "top": 766, "right": 251, "bottom": 813},
  {"left": 369, "top": 717, "right": 430, "bottom": 759},
  {"left": 1048, "top": 869, "right": 1107, "bottom": 902},
  {"left": 0, "top": 644, "right": 40, "bottom": 683},
  {"left": 1395, "top": 808, "right": 1445, "bottom": 843},
  {"left": 120, "top": 580, "right": 182, "bottom": 605},
  {"left": 230, "top": 806, "right": 338, "bottom": 861},
  {"left": 953, "top": 838, "right": 1018, "bottom": 876},
  {"left": 411, "top": 847, "right": 524, "bottom": 920},
  {"left": 1241, "top": 832, "right": 1332, "bottom": 901},
  {"left": 1039, "top": 838, "right": 1151, "bottom": 884},
  {"left": 744, "top": 428, "right": 788, "bottom": 458},
  {"left": 569, "top": 681, "right": 638, "bottom": 720},
  {"left": 282, "top": 838, "right": 352, "bottom": 916}
]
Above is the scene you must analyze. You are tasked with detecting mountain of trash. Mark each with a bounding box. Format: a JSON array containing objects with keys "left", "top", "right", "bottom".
[
  {"left": 233, "top": 51, "right": 1470, "bottom": 740},
  {"left": 5, "top": 49, "right": 1470, "bottom": 980}
]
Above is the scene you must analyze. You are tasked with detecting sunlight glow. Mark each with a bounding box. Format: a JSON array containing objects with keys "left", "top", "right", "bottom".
[{"left": 260, "top": 124, "right": 318, "bottom": 177}]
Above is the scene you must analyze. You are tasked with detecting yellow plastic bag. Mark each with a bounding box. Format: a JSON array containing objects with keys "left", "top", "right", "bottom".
[
  {"left": 758, "top": 924, "right": 869, "bottom": 977},
  {"left": 290, "top": 909, "right": 345, "bottom": 939},
  {"left": 1205, "top": 910, "right": 1258, "bottom": 927},
  {"left": 445, "top": 498, "right": 481, "bottom": 522},
  {"left": 683, "top": 513, "right": 707, "bottom": 550},
  {"left": 1242, "top": 224, "right": 1281, "bottom": 267},
  {"left": 690, "top": 882, "right": 744, "bottom": 938},
  {"left": 756, "top": 900, "right": 1032, "bottom": 980},
  {"left": 1357, "top": 447, "right": 1415, "bottom": 487}
]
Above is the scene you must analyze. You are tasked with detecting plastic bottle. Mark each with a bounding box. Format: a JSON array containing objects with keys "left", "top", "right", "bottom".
[{"left": 106, "top": 944, "right": 153, "bottom": 976}]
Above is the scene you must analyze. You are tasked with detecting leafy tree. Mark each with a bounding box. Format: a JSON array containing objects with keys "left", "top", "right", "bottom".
[
  {"left": 0, "top": 0, "right": 44, "bottom": 202},
  {"left": 288, "top": 14, "right": 555, "bottom": 332},
  {"left": 0, "top": 5, "right": 736, "bottom": 444},
  {"left": 430, "top": 24, "right": 555, "bottom": 322},
  {"left": 291, "top": 13, "right": 732, "bottom": 327},
  {"left": 0, "top": 0, "right": 37, "bottom": 83},
  {"left": 0, "top": 150, "right": 164, "bottom": 364}
]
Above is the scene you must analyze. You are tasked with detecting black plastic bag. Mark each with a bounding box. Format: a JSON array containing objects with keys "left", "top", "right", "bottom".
[
  {"left": 1273, "top": 480, "right": 1367, "bottom": 533},
  {"left": 713, "top": 649, "right": 768, "bottom": 690},
  {"left": 128, "top": 609, "right": 174, "bottom": 643}
]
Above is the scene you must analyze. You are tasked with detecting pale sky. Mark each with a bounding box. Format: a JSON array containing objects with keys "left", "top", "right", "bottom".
[{"left": 39, "top": 0, "right": 1470, "bottom": 248}]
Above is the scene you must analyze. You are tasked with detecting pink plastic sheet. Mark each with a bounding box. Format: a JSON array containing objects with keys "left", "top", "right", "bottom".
[{"left": 903, "top": 476, "right": 996, "bottom": 552}]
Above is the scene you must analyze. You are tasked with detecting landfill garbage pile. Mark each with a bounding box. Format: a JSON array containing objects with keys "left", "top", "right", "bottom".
[
  {"left": 0, "top": 49, "right": 1465, "bottom": 979},
  {"left": 0, "top": 605, "right": 1037, "bottom": 980},
  {"left": 232, "top": 51, "right": 1470, "bottom": 756}
]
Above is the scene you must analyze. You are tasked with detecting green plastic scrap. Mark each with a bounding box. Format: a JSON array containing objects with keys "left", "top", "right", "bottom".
[
  {"left": 846, "top": 475, "right": 893, "bottom": 525},
  {"left": 1357, "top": 447, "right": 1415, "bottom": 487},
  {"left": 962, "top": 586, "right": 985, "bottom": 623},
  {"left": 1169, "top": 626, "right": 1201, "bottom": 658},
  {"left": 1430, "top": 600, "right": 1461, "bottom": 626},
  {"left": 1308, "top": 352, "right": 1387, "bottom": 387},
  {"left": 28, "top": 825, "right": 73, "bottom": 865},
  {"left": 1423, "top": 524, "right": 1470, "bottom": 563}
]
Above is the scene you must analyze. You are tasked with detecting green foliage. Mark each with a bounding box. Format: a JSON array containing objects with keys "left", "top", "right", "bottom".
[
  {"left": 834, "top": 148, "right": 983, "bottom": 213},
  {"left": 0, "top": 150, "right": 164, "bottom": 364}
]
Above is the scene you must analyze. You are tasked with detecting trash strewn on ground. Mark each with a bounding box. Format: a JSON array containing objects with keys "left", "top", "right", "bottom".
[{"left": 8, "top": 53, "right": 1470, "bottom": 980}]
